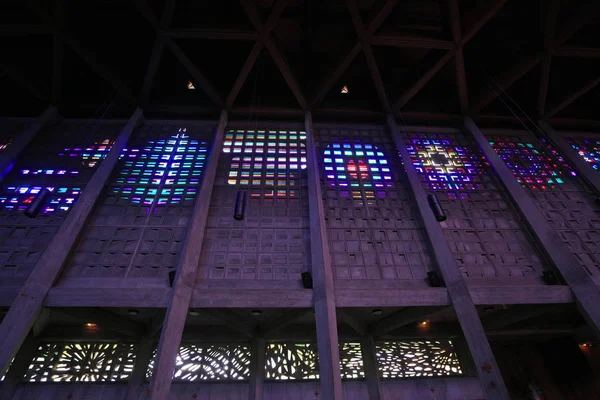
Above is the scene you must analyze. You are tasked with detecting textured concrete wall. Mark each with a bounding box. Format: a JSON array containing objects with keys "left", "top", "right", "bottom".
[
  {"left": 61, "top": 122, "right": 214, "bottom": 285},
  {"left": 487, "top": 132, "right": 600, "bottom": 277},
  {"left": 405, "top": 130, "right": 546, "bottom": 280},
  {"left": 315, "top": 125, "right": 434, "bottom": 281},
  {"left": 198, "top": 126, "right": 311, "bottom": 281},
  {"left": 0, "top": 121, "right": 123, "bottom": 287}
]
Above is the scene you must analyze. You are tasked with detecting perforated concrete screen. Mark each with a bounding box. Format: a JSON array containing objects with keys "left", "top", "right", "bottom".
[
  {"left": 0, "top": 121, "right": 122, "bottom": 285},
  {"left": 63, "top": 123, "right": 213, "bottom": 281},
  {"left": 489, "top": 134, "right": 600, "bottom": 276},
  {"left": 316, "top": 126, "right": 433, "bottom": 280},
  {"left": 199, "top": 127, "right": 310, "bottom": 281},
  {"left": 406, "top": 132, "right": 545, "bottom": 279}
]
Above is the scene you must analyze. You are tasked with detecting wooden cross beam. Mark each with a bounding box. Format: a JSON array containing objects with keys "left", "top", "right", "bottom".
[
  {"left": 139, "top": 0, "right": 176, "bottom": 106},
  {"left": 347, "top": 0, "right": 393, "bottom": 113},
  {"left": 133, "top": 0, "right": 224, "bottom": 108},
  {"left": 241, "top": 0, "right": 307, "bottom": 109},
  {"left": 311, "top": 0, "right": 398, "bottom": 108},
  {"left": 394, "top": 0, "right": 507, "bottom": 112},
  {"left": 546, "top": 75, "right": 600, "bottom": 117},
  {"left": 449, "top": 0, "right": 468, "bottom": 114},
  {"left": 537, "top": 0, "right": 560, "bottom": 117},
  {"left": 226, "top": 0, "right": 289, "bottom": 107},
  {"left": 474, "top": 1, "right": 600, "bottom": 114},
  {"left": 0, "top": 64, "right": 48, "bottom": 101},
  {"left": 27, "top": 0, "right": 137, "bottom": 105}
]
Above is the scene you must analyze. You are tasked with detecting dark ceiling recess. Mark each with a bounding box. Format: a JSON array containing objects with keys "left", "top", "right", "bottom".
[{"left": 0, "top": 0, "right": 599, "bottom": 127}]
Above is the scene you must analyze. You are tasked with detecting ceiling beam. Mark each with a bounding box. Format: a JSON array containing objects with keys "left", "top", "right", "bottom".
[
  {"left": 167, "top": 29, "right": 259, "bottom": 40},
  {"left": 394, "top": 0, "right": 507, "bottom": 112},
  {"left": 473, "top": 53, "right": 543, "bottom": 113},
  {"left": 133, "top": 0, "right": 223, "bottom": 108},
  {"left": 553, "top": 46, "right": 600, "bottom": 58},
  {"left": 370, "top": 306, "right": 444, "bottom": 336},
  {"left": 226, "top": 0, "right": 289, "bottom": 107},
  {"left": 537, "top": 0, "right": 560, "bottom": 118},
  {"left": 348, "top": 0, "right": 394, "bottom": 113},
  {"left": 311, "top": 0, "right": 398, "bottom": 108},
  {"left": 475, "top": 1, "right": 599, "bottom": 114},
  {"left": 261, "top": 309, "right": 313, "bottom": 337},
  {"left": 242, "top": 0, "right": 307, "bottom": 109},
  {"left": 28, "top": 0, "right": 137, "bottom": 105},
  {"left": 370, "top": 35, "right": 454, "bottom": 49},
  {"left": 51, "top": 0, "right": 66, "bottom": 105},
  {"left": 546, "top": 75, "right": 600, "bottom": 117},
  {"left": 337, "top": 310, "right": 365, "bottom": 336},
  {"left": 0, "top": 24, "right": 53, "bottom": 35},
  {"left": 139, "top": 0, "right": 175, "bottom": 106},
  {"left": 0, "top": 64, "right": 47, "bottom": 101},
  {"left": 449, "top": 0, "right": 468, "bottom": 114}
]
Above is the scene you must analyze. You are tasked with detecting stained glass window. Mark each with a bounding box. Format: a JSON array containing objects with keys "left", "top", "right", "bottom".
[
  {"left": 222, "top": 129, "right": 306, "bottom": 198},
  {"left": 25, "top": 343, "right": 136, "bottom": 382},
  {"left": 489, "top": 137, "right": 575, "bottom": 190},
  {"left": 0, "top": 138, "right": 113, "bottom": 213},
  {"left": 112, "top": 129, "right": 207, "bottom": 206},
  {"left": 376, "top": 340, "right": 463, "bottom": 378},
  {"left": 406, "top": 136, "right": 485, "bottom": 190},
  {"left": 568, "top": 137, "right": 600, "bottom": 171}
]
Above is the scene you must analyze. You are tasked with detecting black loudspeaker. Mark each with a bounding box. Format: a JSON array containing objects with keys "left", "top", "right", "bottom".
[
  {"left": 427, "top": 194, "right": 447, "bottom": 222},
  {"left": 542, "top": 270, "right": 560, "bottom": 285},
  {"left": 427, "top": 271, "right": 443, "bottom": 287},
  {"left": 168, "top": 271, "right": 176, "bottom": 287},
  {"left": 24, "top": 188, "right": 52, "bottom": 218},
  {"left": 301, "top": 271, "right": 313, "bottom": 289},
  {"left": 539, "top": 337, "right": 592, "bottom": 384},
  {"left": 233, "top": 190, "right": 247, "bottom": 220}
]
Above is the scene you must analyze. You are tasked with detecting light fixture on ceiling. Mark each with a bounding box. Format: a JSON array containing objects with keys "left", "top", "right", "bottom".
[
  {"left": 250, "top": 310, "right": 262, "bottom": 316},
  {"left": 372, "top": 309, "right": 383, "bottom": 315},
  {"left": 127, "top": 309, "right": 139, "bottom": 316},
  {"left": 341, "top": 85, "right": 349, "bottom": 94},
  {"left": 189, "top": 310, "right": 200, "bottom": 317},
  {"left": 187, "top": 81, "right": 196, "bottom": 90},
  {"left": 419, "top": 321, "right": 429, "bottom": 327}
]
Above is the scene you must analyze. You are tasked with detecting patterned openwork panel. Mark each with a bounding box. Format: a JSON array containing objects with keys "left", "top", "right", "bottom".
[
  {"left": 265, "top": 343, "right": 320, "bottom": 380},
  {"left": 568, "top": 136, "right": 600, "bottom": 172},
  {"left": 200, "top": 127, "right": 310, "bottom": 281},
  {"left": 375, "top": 340, "right": 463, "bottom": 378},
  {"left": 339, "top": 342, "right": 365, "bottom": 379},
  {"left": 0, "top": 122, "right": 122, "bottom": 284},
  {"left": 25, "top": 343, "right": 136, "bottom": 382},
  {"left": 316, "top": 126, "right": 433, "bottom": 280},
  {"left": 147, "top": 343, "right": 251, "bottom": 381},
  {"left": 63, "top": 124, "right": 213, "bottom": 281},
  {"left": 489, "top": 134, "right": 600, "bottom": 276},
  {"left": 405, "top": 132, "right": 545, "bottom": 279}
]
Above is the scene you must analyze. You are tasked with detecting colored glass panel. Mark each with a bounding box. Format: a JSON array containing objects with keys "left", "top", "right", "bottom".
[
  {"left": 406, "top": 136, "right": 486, "bottom": 190},
  {"left": 489, "top": 137, "right": 575, "bottom": 190},
  {"left": 222, "top": 129, "right": 306, "bottom": 198},
  {"left": 569, "top": 137, "right": 600, "bottom": 171}
]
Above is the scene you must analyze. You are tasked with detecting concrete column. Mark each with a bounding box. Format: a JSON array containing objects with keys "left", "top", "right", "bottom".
[
  {"left": 248, "top": 337, "right": 265, "bottom": 400},
  {"left": 126, "top": 336, "right": 154, "bottom": 400},
  {"left": 360, "top": 336, "right": 381, "bottom": 400},
  {"left": 304, "top": 111, "right": 344, "bottom": 400},
  {"left": 149, "top": 111, "right": 228, "bottom": 400},
  {"left": 388, "top": 115, "right": 509, "bottom": 400},
  {"left": 0, "top": 108, "right": 144, "bottom": 377},
  {"left": 0, "top": 335, "right": 38, "bottom": 400}
]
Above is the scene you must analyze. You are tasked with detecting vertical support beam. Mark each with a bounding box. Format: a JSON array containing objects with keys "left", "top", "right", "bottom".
[
  {"left": 0, "top": 108, "right": 144, "bottom": 377},
  {"left": 126, "top": 336, "right": 154, "bottom": 400},
  {"left": 149, "top": 111, "right": 228, "bottom": 399},
  {"left": 360, "top": 336, "right": 381, "bottom": 400},
  {"left": 248, "top": 337, "right": 265, "bottom": 400},
  {"left": 539, "top": 120, "right": 600, "bottom": 194},
  {"left": 0, "top": 106, "right": 59, "bottom": 182},
  {"left": 387, "top": 115, "right": 509, "bottom": 399},
  {"left": 0, "top": 335, "right": 37, "bottom": 400},
  {"left": 465, "top": 118, "right": 600, "bottom": 338},
  {"left": 304, "top": 112, "right": 344, "bottom": 399}
]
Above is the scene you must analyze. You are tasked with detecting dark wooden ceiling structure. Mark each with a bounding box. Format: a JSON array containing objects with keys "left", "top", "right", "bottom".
[{"left": 1, "top": 0, "right": 599, "bottom": 127}]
